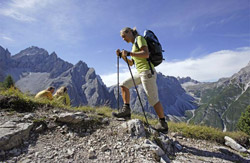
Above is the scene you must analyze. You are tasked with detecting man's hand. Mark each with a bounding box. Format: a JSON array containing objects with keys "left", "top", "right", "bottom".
[
  {"left": 116, "top": 49, "right": 121, "bottom": 57},
  {"left": 121, "top": 50, "right": 129, "bottom": 58}
]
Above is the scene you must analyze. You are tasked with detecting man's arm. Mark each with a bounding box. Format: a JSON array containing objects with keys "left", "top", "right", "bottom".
[
  {"left": 121, "top": 56, "right": 134, "bottom": 66},
  {"left": 130, "top": 46, "right": 149, "bottom": 58}
]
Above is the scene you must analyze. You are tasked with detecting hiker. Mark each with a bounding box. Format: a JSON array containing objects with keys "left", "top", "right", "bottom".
[
  {"left": 35, "top": 86, "right": 55, "bottom": 100},
  {"left": 112, "top": 27, "right": 168, "bottom": 133},
  {"left": 53, "top": 86, "right": 70, "bottom": 106}
]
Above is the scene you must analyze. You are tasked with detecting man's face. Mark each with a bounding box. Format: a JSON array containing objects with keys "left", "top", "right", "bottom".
[
  {"left": 50, "top": 89, "right": 55, "bottom": 94},
  {"left": 121, "top": 33, "right": 129, "bottom": 42}
]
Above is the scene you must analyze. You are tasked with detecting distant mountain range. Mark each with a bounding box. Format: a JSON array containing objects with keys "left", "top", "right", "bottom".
[
  {"left": 0, "top": 45, "right": 197, "bottom": 120},
  {"left": 181, "top": 62, "right": 250, "bottom": 131}
]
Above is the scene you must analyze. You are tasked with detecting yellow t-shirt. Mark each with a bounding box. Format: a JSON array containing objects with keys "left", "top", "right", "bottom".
[
  {"left": 35, "top": 90, "right": 53, "bottom": 100},
  {"left": 131, "top": 36, "right": 154, "bottom": 73},
  {"left": 56, "top": 93, "right": 71, "bottom": 106}
]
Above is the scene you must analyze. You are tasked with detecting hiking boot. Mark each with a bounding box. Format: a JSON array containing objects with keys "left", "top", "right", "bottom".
[
  {"left": 154, "top": 119, "right": 168, "bottom": 134},
  {"left": 112, "top": 104, "right": 131, "bottom": 120}
]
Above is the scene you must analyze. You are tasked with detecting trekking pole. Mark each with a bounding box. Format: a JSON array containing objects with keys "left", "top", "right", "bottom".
[
  {"left": 124, "top": 56, "right": 150, "bottom": 127},
  {"left": 117, "top": 55, "right": 120, "bottom": 111}
]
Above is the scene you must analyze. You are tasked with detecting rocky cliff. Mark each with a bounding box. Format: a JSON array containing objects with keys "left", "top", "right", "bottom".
[{"left": 0, "top": 46, "right": 11, "bottom": 81}]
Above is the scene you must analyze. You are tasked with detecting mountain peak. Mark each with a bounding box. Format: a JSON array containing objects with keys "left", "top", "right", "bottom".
[
  {"left": 75, "top": 60, "right": 87, "bottom": 67},
  {"left": 0, "top": 46, "right": 5, "bottom": 52},
  {"left": 0, "top": 46, "right": 11, "bottom": 60},
  {"left": 177, "top": 76, "right": 200, "bottom": 84},
  {"left": 50, "top": 52, "right": 58, "bottom": 60},
  {"left": 51, "top": 52, "right": 57, "bottom": 56},
  {"left": 12, "top": 46, "right": 49, "bottom": 59}
]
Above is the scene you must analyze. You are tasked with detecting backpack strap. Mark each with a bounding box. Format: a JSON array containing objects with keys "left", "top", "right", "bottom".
[
  {"left": 135, "top": 37, "right": 139, "bottom": 49},
  {"left": 147, "top": 59, "right": 154, "bottom": 75},
  {"left": 134, "top": 36, "right": 154, "bottom": 75}
]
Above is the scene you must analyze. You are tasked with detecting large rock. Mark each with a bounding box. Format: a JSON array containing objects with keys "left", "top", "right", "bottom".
[
  {"left": 224, "top": 136, "right": 247, "bottom": 153},
  {"left": 160, "top": 154, "right": 171, "bottom": 163},
  {"left": 56, "top": 112, "right": 88, "bottom": 124},
  {"left": 142, "top": 139, "right": 165, "bottom": 157},
  {"left": 0, "top": 121, "right": 33, "bottom": 150},
  {"left": 121, "top": 119, "right": 146, "bottom": 138},
  {"left": 158, "top": 135, "right": 176, "bottom": 155}
]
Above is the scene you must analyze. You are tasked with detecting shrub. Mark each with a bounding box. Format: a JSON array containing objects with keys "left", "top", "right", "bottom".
[
  {"left": 237, "top": 105, "right": 250, "bottom": 135},
  {"left": 3, "top": 75, "right": 15, "bottom": 89}
]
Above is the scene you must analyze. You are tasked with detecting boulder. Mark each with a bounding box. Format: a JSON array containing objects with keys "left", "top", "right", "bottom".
[
  {"left": 0, "top": 121, "right": 33, "bottom": 150},
  {"left": 142, "top": 139, "right": 165, "bottom": 157},
  {"left": 56, "top": 112, "right": 88, "bottom": 124},
  {"left": 157, "top": 135, "right": 176, "bottom": 155},
  {"left": 224, "top": 136, "right": 247, "bottom": 153},
  {"left": 160, "top": 154, "right": 171, "bottom": 163},
  {"left": 121, "top": 119, "right": 146, "bottom": 138}
]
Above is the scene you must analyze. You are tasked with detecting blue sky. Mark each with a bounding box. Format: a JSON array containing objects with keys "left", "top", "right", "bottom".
[{"left": 0, "top": 0, "right": 250, "bottom": 86}]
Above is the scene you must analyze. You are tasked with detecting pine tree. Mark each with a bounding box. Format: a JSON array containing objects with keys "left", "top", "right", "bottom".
[
  {"left": 237, "top": 105, "right": 250, "bottom": 135},
  {"left": 3, "top": 75, "right": 15, "bottom": 89}
]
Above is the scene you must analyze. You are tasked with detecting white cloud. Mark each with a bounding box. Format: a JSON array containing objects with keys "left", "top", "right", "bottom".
[
  {"left": 0, "top": 33, "right": 14, "bottom": 42},
  {"left": 0, "top": 0, "right": 81, "bottom": 41},
  {"left": 10, "top": 0, "right": 40, "bottom": 8},
  {"left": 100, "top": 65, "right": 137, "bottom": 87},
  {"left": 0, "top": 8, "right": 36, "bottom": 22},
  {"left": 101, "top": 47, "right": 250, "bottom": 87},
  {"left": 0, "top": 0, "right": 53, "bottom": 22},
  {"left": 156, "top": 47, "right": 250, "bottom": 82},
  {"left": 2, "top": 36, "right": 14, "bottom": 41}
]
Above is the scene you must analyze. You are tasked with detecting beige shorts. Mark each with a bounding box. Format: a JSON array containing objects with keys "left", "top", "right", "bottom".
[{"left": 120, "top": 69, "right": 159, "bottom": 106}]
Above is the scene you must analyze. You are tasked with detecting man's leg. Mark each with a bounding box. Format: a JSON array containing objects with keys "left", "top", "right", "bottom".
[
  {"left": 121, "top": 86, "right": 130, "bottom": 104},
  {"left": 154, "top": 101, "right": 168, "bottom": 133},
  {"left": 140, "top": 70, "right": 168, "bottom": 133},
  {"left": 112, "top": 73, "right": 141, "bottom": 119},
  {"left": 153, "top": 101, "right": 165, "bottom": 119}
]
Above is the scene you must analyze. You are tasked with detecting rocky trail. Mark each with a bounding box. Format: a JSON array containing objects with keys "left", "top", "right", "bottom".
[{"left": 0, "top": 96, "right": 250, "bottom": 163}]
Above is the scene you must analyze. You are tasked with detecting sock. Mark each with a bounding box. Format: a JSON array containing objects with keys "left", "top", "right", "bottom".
[
  {"left": 160, "top": 117, "right": 165, "bottom": 121},
  {"left": 125, "top": 103, "right": 130, "bottom": 107}
]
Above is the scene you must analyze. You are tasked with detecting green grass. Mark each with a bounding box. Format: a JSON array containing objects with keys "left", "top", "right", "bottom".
[
  {"left": 168, "top": 122, "right": 249, "bottom": 145},
  {"left": 1, "top": 87, "right": 249, "bottom": 146},
  {"left": 0, "top": 87, "right": 72, "bottom": 110}
]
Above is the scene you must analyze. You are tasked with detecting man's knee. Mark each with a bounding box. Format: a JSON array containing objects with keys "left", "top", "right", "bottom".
[
  {"left": 148, "top": 96, "right": 159, "bottom": 106},
  {"left": 153, "top": 101, "right": 160, "bottom": 108},
  {"left": 121, "top": 86, "right": 129, "bottom": 91}
]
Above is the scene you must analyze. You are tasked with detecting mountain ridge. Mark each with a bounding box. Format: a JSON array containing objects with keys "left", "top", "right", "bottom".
[{"left": 183, "top": 61, "right": 250, "bottom": 131}]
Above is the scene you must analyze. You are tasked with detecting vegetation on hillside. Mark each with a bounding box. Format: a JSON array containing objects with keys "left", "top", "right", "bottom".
[
  {"left": 237, "top": 105, "right": 250, "bottom": 136},
  {"left": 1, "top": 75, "right": 15, "bottom": 89},
  {"left": 223, "top": 87, "right": 250, "bottom": 131},
  {"left": 190, "top": 82, "right": 250, "bottom": 132}
]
